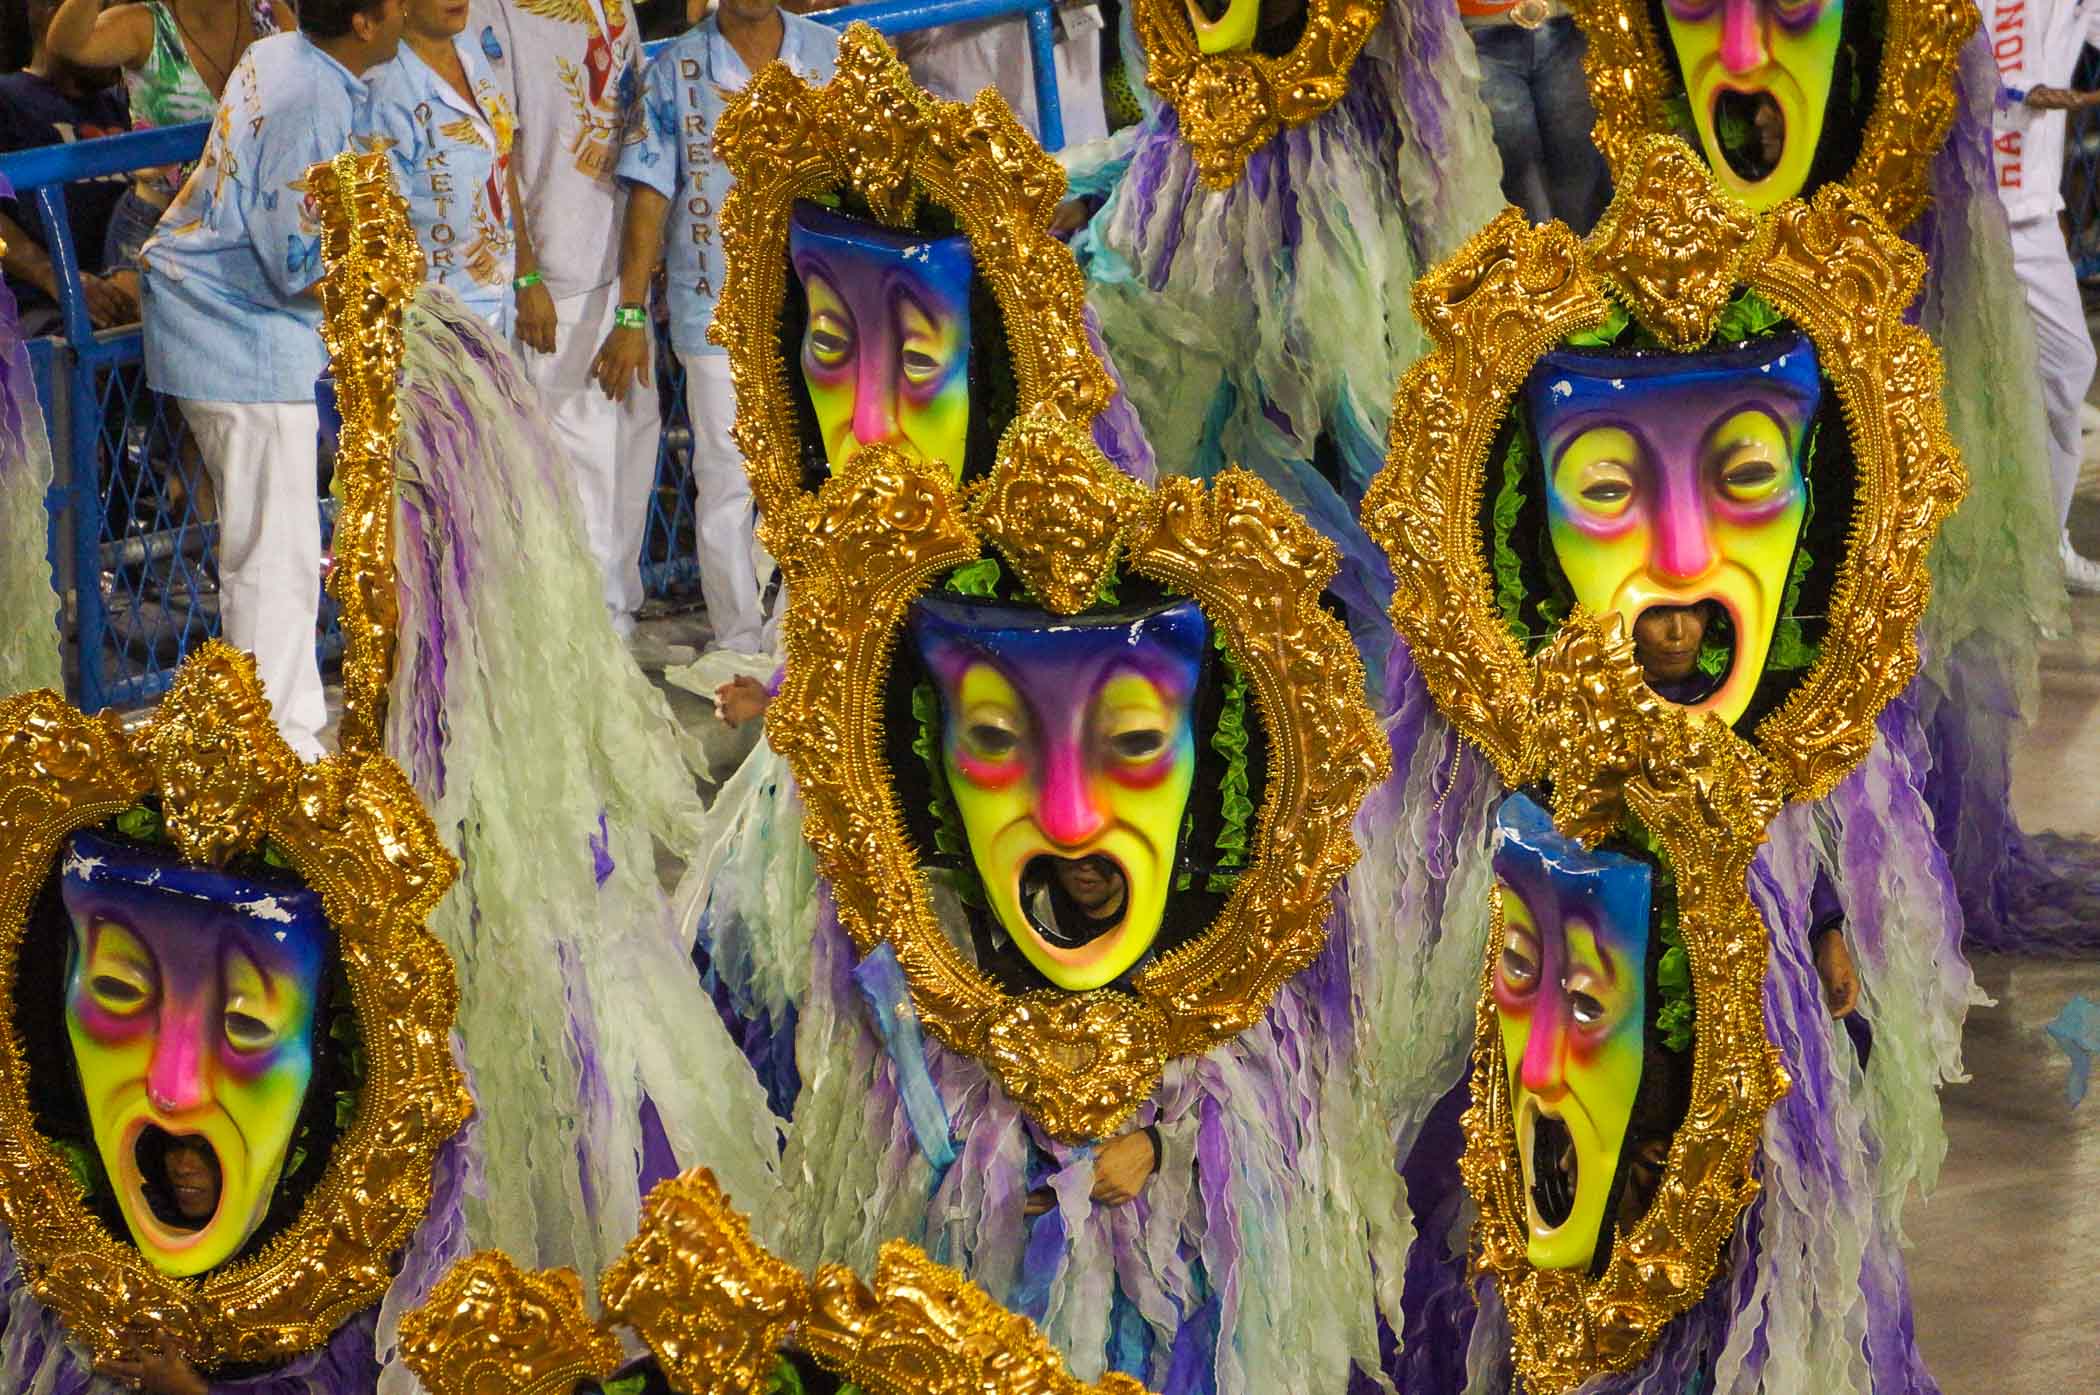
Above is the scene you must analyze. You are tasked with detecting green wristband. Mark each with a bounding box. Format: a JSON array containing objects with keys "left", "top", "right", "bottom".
[
  {"left": 512, "top": 270, "right": 542, "bottom": 290},
  {"left": 613, "top": 303, "right": 647, "bottom": 330}
]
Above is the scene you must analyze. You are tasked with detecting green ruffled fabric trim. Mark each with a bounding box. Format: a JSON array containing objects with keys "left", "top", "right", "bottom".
[
  {"left": 1491, "top": 414, "right": 1533, "bottom": 643},
  {"left": 1765, "top": 420, "right": 1822, "bottom": 672},
  {"left": 1562, "top": 289, "right": 1787, "bottom": 354},
  {"left": 1208, "top": 634, "right": 1253, "bottom": 894},
  {"left": 944, "top": 557, "right": 1003, "bottom": 598},
  {"left": 1627, "top": 818, "right": 1695, "bottom": 1053}
]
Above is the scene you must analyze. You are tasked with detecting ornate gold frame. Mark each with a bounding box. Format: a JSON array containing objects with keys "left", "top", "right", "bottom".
[
  {"left": 399, "top": 1168, "right": 1150, "bottom": 1395},
  {"left": 712, "top": 24, "right": 1116, "bottom": 521},
  {"left": 1569, "top": 0, "right": 1974, "bottom": 231},
  {"left": 1459, "top": 614, "right": 1790, "bottom": 1392},
  {"left": 1362, "top": 140, "right": 1965, "bottom": 805},
  {"left": 715, "top": 31, "right": 1389, "bottom": 1142},
  {"left": 0, "top": 153, "right": 470, "bottom": 1366},
  {"left": 1129, "top": 0, "right": 1382, "bottom": 188},
  {"left": 0, "top": 647, "right": 471, "bottom": 1366}
]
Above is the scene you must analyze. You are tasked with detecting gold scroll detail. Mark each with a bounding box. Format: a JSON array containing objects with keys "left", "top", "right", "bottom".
[
  {"left": 1130, "top": 0, "right": 1382, "bottom": 188},
  {"left": 0, "top": 644, "right": 470, "bottom": 1367},
  {"left": 1364, "top": 139, "right": 1965, "bottom": 805},
  {"left": 309, "top": 150, "right": 424, "bottom": 759},
  {"left": 401, "top": 1169, "right": 1152, "bottom": 1395},
  {"left": 1458, "top": 613, "right": 1790, "bottom": 1392},
  {"left": 1569, "top": 0, "right": 1972, "bottom": 231}
]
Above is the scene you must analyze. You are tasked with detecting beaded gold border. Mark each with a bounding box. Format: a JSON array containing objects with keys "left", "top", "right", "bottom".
[
  {"left": 1362, "top": 140, "right": 1966, "bottom": 805},
  {"left": 1459, "top": 614, "right": 1790, "bottom": 1392},
  {"left": 1569, "top": 0, "right": 1974, "bottom": 231},
  {"left": 0, "top": 646, "right": 470, "bottom": 1367},
  {"left": 711, "top": 24, "right": 1116, "bottom": 525},
  {"left": 1130, "top": 0, "right": 1382, "bottom": 188},
  {"left": 400, "top": 1169, "right": 1151, "bottom": 1395},
  {"left": 716, "top": 32, "right": 1389, "bottom": 1141}
]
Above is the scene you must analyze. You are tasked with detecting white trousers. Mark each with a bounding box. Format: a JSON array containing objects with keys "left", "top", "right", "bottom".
[
  {"left": 178, "top": 399, "right": 326, "bottom": 759},
  {"left": 680, "top": 352, "right": 768, "bottom": 653},
  {"left": 2010, "top": 213, "right": 2097, "bottom": 530},
  {"left": 516, "top": 283, "right": 664, "bottom": 627}
]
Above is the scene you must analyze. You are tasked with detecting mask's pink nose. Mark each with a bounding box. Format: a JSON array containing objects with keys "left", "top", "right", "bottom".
[
  {"left": 1519, "top": 1004, "right": 1571, "bottom": 1101},
  {"left": 851, "top": 341, "right": 902, "bottom": 449},
  {"left": 1649, "top": 478, "right": 1717, "bottom": 582},
  {"left": 1719, "top": 0, "right": 1767, "bottom": 75},
  {"left": 1035, "top": 740, "right": 1105, "bottom": 847},
  {"left": 146, "top": 1000, "right": 211, "bottom": 1116}
]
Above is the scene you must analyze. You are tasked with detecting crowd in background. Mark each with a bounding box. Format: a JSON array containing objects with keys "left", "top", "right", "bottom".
[{"left": 0, "top": 0, "right": 2093, "bottom": 763}]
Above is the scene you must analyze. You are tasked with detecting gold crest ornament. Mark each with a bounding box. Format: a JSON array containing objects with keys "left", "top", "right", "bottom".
[
  {"left": 1568, "top": 0, "right": 1973, "bottom": 227},
  {"left": 1363, "top": 139, "right": 1965, "bottom": 805},
  {"left": 713, "top": 33, "right": 1389, "bottom": 1141},
  {"left": 0, "top": 153, "right": 470, "bottom": 1368},
  {"left": 399, "top": 1168, "right": 1153, "bottom": 1395},
  {"left": 1461, "top": 613, "right": 1790, "bottom": 1393},
  {"left": 1129, "top": 0, "right": 1382, "bottom": 188}
]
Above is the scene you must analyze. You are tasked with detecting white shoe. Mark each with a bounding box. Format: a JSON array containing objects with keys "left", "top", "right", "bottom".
[{"left": 2065, "top": 531, "right": 2100, "bottom": 596}]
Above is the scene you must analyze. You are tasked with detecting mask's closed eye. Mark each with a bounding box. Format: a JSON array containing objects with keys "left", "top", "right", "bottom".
[
  {"left": 82, "top": 920, "right": 157, "bottom": 1018},
  {"left": 1555, "top": 427, "right": 1642, "bottom": 522},
  {"left": 222, "top": 947, "right": 297, "bottom": 1055}
]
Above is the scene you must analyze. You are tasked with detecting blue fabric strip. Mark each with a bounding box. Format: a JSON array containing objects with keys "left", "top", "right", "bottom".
[{"left": 850, "top": 944, "right": 957, "bottom": 1170}]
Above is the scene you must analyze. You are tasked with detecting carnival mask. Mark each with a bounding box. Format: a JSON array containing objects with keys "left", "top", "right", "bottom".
[
  {"left": 910, "top": 596, "right": 1209, "bottom": 992},
  {"left": 60, "top": 830, "right": 328, "bottom": 1278},
  {"left": 1663, "top": 0, "right": 1845, "bottom": 209},
  {"left": 1525, "top": 332, "right": 1821, "bottom": 726},
  {"left": 1491, "top": 794, "right": 1652, "bottom": 1274},
  {"left": 789, "top": 200, "right": 973, "bottom": 479}
]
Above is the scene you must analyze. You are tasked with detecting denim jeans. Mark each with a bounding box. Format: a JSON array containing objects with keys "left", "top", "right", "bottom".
[{"left": 1469, "top": 15, "right": 1612, "bottom": 234}]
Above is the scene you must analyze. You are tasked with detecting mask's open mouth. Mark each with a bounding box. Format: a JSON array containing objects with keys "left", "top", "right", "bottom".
[
  {"left": 135, "top": 1124, "right": 222, "bottom": 1233},
  {"left": 1530, "top": 1113, "right": 1577, "bottom": 1231},
  {"left": 1020, "top": 853, "right": 1130, "bottom": 950},
  {"left": 1633, "top": 601, "right": 1733, "bottom": 707},
  {"left": 1188, "top": 0, "right": 1230, "bottom": 20},
  {"left": 1712, "top": 87, "right": 1786, "bottom": 184}
]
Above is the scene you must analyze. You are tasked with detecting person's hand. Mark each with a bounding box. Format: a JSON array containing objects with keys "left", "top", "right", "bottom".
[
  {"left": 589, "top": 323, "right": 652, "bottom": 401},
  {"left": 95, "top": 1335, "right": 208, "bottom": 1395},
  {"left": 81, "top": 271, "right": 140, "bottom": 328},
  {"left": 1089, "top": 1128, "right": 1158, "bottom": 1206},
  {"left": 1812, "top": 924, "right": 1859, "bottom": 1019},
  {"left": 515, "top": 279, "right": 558, "bottom": 355},
  {"left": 1050, "top": 198, "right": 1090, "bottom": 238},
  {"left": 2024, "top": 85, "right": 2100, "bottom": 110},
  {"left": 714, "top": 674, "right": 770, "bottom": 728}
]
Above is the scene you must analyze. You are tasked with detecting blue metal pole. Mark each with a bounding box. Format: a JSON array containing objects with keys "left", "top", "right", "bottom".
[
  {"left": 1023, "top": 4, "right": 1063, "bottom": 152},
  {"left": 811, "top": 0, "right": 1066, "bottom": 151}
]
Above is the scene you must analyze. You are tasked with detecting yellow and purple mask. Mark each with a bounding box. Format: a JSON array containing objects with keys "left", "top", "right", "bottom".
[
  {"left": 909, "top": 596, "right": 1209, "bottom": 992},
  {"left": 1663, "top": 0, "right": 1846, "bottom": 209},
  {"left": 789, "top": 201, "right": 974, "bottom": 480},
  {"left": 59, "top": 830, "right": 328, "bottom": 1277},
  {"left": 1491, "top": 794, "right": 1652, "bottom": 1273},
  {"left": 1525, "top": 333, "right": 1821, "bottom": 725},
  {"left": 1182, "top": 0, "right": 1303, "bottom": 54}
]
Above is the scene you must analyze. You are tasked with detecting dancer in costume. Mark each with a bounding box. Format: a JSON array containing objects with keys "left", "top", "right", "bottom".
[
  {"left": 1061, "top": 0, "right": 1504, "bottom": 678},
  {"left": 672, "top": 33, "right": 1507, "bottom": 1392},
  {"left": 1369, "top": 136, "right": 1976, "bottom": 1390},
  {"left": 0, "top": 224, "right": 63, "bottom": 696}
]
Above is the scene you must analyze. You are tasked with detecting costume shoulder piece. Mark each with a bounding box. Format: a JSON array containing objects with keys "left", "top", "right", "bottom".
[
  {"left": 711, "top": 26, "right": 1388, "bottom": 1142},
  {"left": 0, "top": 153, "right": 470, "bottom": 1374},
  {"left": 1568, "top": 0, "right": 1973, "bottom": 224},
  {"left": 1365, "top": 139, "right": 1964, "bottom": 804}
]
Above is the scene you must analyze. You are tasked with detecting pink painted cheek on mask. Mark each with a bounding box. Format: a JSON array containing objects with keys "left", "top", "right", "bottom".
[
  {"left": 1101, "top": 736, "right": 1193, "bottom": 792},
  {"left": 949, "top": 742, "right": 1026, "bottom": 790}
]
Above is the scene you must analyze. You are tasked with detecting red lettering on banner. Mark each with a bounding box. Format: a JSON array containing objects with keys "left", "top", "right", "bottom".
[{"left": 1996, "top": 33, "right": 2024, "bottom": 65}]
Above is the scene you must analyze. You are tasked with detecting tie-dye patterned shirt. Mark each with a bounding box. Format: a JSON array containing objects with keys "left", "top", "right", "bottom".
[
  {"left": 139, "top": 33, "right": 369, "bottom": 403},
  {"left": 363, "top": 35, "right": 520, "bottom": 330}
]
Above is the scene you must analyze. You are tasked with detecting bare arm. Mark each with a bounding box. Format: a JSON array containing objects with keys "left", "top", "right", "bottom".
[
  {"left": 271, "top": 0, "right": 299, "bottom": 30},
  {"left": 0, "top": 210, "right": 59, "bottom": 301},
  {"left": 46, "top": 0, "right": 156, "bottom": 72},
  {"left": 587, "top": 184, "right": 669, "bottom": 400},
  {"left": 508, "top": 150, "right": 557, "bottom": 352}
]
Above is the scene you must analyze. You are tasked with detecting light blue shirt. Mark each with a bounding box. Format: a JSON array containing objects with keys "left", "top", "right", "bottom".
[
  {"left": 362, "top": 36, "right": 520, "bottom": 330},
  {"left": 616, "top": 14, "right": 838, "bottom": 356},
  {"left": 141, "top": 33, "right": 370, "bottom": 403}
]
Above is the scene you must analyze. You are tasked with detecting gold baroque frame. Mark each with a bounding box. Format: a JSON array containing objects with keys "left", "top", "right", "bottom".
[
  {"left": 0, "top": 153, "right": 469, "bottom": 1366},
  {"left": 0, "top": 647, "right": 471, "bottom": 1366},
  {"left": 1461, "top": 614, "right": 1790, "bottom": 1391},
  {"left": 714, "top": 30, "right": 1389, "bottom": 1141},
  {"left": 1569, "top": 0, "right": 1974, "bottom": 231},
  {"left": 1129, "top": 0, "right": 1381, "bottom": 188},
  {"left": 711, "top": 24, "right": 1116, "bottom": 521},
  {"left": 399, "top": 1168, "right": 1151, "bottom": 1395},
  {"left": 1362, "top": 140, "right": 1966, "bottom": 804}
]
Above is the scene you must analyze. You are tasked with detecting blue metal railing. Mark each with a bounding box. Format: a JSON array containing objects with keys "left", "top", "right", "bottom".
[{"left": 1, "top": 0, "right": 1067, "bottom": 712}]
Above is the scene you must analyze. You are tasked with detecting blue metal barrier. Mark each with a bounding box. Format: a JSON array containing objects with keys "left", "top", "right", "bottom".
[{"left": 3, "top": 0, "right": 1069, "bottom": 711}]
